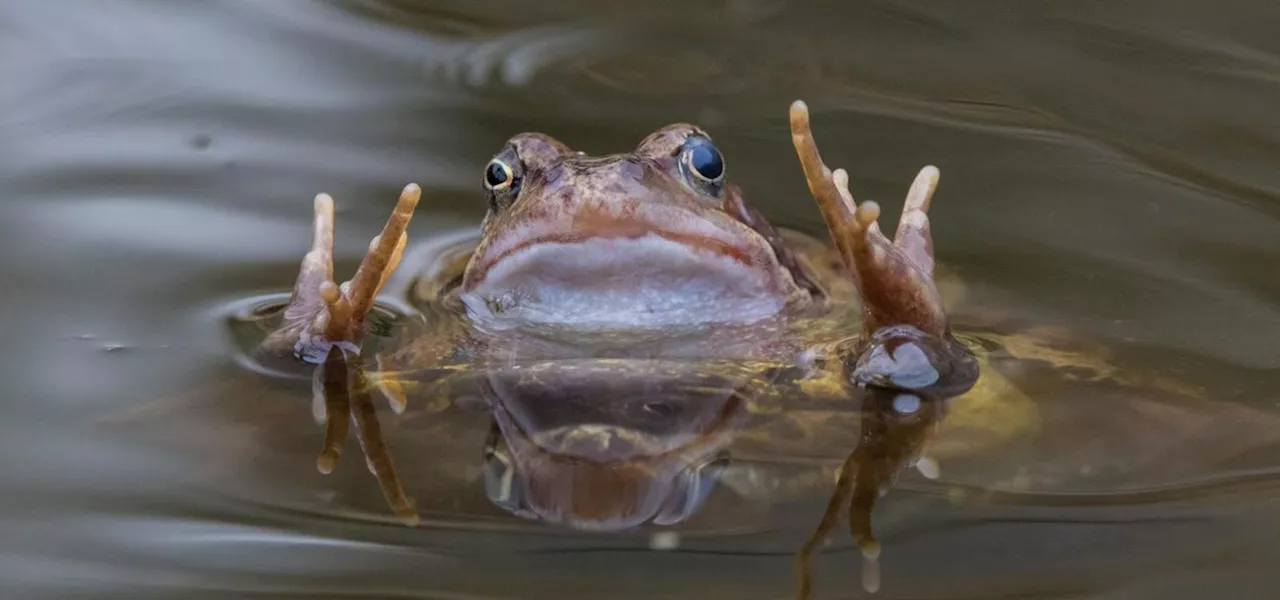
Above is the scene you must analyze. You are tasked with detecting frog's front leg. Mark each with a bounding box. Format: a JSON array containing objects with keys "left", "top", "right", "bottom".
[
  {"left": 789, "top": 101, "right": 975, "bottom": 393},
  {"left": 260, "top": 184, "right": 420, "bottom": 363},
  {"left": 258, "top": 184, "right": 422, "bottom": 525}
]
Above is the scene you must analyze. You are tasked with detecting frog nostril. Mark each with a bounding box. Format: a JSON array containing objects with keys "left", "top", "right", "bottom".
[
  {"left": 643, "top": 401, "right": 677, "bottom": 417},
  {"left": 618, "top": 160, "right": 644, "bottom": 180}
]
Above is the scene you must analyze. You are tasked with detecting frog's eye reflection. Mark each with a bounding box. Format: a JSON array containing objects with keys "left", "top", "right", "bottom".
[{"left": 485, "top": 159, "right": 514, "bottom": 190}]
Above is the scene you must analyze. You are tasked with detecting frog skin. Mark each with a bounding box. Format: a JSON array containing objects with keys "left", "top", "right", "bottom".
[{"left": 256, "top": 99, "right": 979, "bottom": 524}]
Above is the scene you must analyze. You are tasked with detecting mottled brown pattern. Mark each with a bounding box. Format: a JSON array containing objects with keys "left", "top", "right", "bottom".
[
  {"left": 505, "top": 132, "right": 572, "bottom": 171},
  {"left": 634, "top": 123, "right": 706, "bottom": 158}
]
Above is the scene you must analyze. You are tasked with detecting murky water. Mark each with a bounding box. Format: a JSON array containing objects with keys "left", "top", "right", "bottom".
[{"left": 5, "top": 1, "right": 1280, "bottom": 598}]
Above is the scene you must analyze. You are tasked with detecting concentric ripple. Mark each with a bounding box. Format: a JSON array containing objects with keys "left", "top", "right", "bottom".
[{"left": 220, "top": 291, "right": 423, "bottom": 380}]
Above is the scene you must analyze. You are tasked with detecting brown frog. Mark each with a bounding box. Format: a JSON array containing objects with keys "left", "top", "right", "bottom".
[
  {"left": 255, "top": 100, "right": 979, "bottom": 525},
  {"left": 263, "top": 100, "right": 972, "bottom": 374},
  {"left": 103, "top": 101, "right": 1280, "bottom": 600}
]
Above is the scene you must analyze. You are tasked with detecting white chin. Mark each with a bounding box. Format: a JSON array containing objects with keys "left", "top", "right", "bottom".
[{"left": 461, "top": 234, "right": 791, "bottom": 330}]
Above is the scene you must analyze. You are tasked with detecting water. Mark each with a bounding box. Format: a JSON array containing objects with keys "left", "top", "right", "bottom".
[{"left": 4, "top": 1, "right": 1280, "bottom": 598}]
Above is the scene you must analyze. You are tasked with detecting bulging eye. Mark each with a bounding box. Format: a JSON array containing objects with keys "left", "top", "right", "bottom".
[
  {"left": 485, "top": 159, "right": 514, "bottom": 190},
  {"left": 483, "top": 146, "right": 524, "bottom": 213},
  {"left": 675, "top": 136, "right": 727, "bottom": 193},
  {"left": 688, "top": 144, "right": 723, "bottom": 181}
]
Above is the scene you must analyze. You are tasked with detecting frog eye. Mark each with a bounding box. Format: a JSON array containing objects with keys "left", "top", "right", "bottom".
[
  {"left": 687, "top": 144, "right": 724, "bottom": 181},
  {"left": 484, "top": 147, "right": 525, "bottom": 212},
  {"left": 679, "top": 137, "right": 725, "bottom": 192},
  {"left": 484, "top": 159, "right": 514, "bottom": 190}
]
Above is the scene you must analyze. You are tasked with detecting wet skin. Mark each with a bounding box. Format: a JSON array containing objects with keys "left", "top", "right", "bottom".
[{"left": 257, "top": 99, "right": 979, "bottom": 536}]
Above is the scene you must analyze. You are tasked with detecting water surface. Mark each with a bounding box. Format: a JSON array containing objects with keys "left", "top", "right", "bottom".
[{"left": 3, "top": 1, "right": 1280, "bottom": 598}]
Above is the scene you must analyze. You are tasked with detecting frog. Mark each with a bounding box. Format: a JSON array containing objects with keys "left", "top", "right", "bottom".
[
  {"left": 251, "top": 99, "right": 980, "bottom": 527},
  {"left": 75, "top": 87, "right": 1277, "bottom": 599},
  {"left": 262, "top": 100, "right": 972, "bottom": 368},
  {"left": 186, "top": 93, "right": 1278, "bottom": 599}
]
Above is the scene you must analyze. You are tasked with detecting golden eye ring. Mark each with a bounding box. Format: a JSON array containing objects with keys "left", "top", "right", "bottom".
[{"left": 484, "top": 159, "right": 514, "bottom": 190}]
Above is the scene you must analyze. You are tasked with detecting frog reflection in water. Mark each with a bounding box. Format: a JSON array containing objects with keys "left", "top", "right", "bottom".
[
  {"left": 475, "top": 356, "right": 949, "bottom": 597},
  {"left": 256, "top": 100, "right": 978, "bottom": 595},
  {"left": 477, "top": 359, "right": 754, "bottom": 532}
]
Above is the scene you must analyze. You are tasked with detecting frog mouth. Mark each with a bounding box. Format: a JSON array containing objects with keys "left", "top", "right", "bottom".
[{"left": 459, "top": 206, "right": 804, "bottom": 328}]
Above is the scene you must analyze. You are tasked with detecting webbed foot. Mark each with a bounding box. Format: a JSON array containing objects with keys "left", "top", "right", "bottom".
[
  {"left": 261, "top": 184, "right": 420, "bottom": 363},
  {"left": 789, "top": 101, "right": 946, "bottom": 338},
  {"left": 255, "top": 185, "right": 421, "bottom": 525},
  {"left": 789, "top": 101, "right": 976, "bottom": 394}
]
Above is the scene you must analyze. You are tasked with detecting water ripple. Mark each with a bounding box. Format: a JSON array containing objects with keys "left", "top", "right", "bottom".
[{"left": 439, "top": 26, "right": 615, "bottom": 89}]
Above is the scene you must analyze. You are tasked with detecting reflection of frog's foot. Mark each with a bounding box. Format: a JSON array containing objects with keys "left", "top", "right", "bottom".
[
  {"left": 788, "top": 101, "right": 948, "bottom": 339},
  {"left": 315, "top": 347, "right": 420, "bottom": 526},
  {"left": 795, "top": 448, "right": 886, "bottom": 599},
  {"left": 795, "top": 390, "right": 945, "bottom": 599},
  {"left": 261, "top": 184, "right": 420, "bottom": 364}
]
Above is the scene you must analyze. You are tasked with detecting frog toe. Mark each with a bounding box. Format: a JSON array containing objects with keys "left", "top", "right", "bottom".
[
  {"left": 343, "top": 183, "right": 419, "bottom": 318},
  {"left": 260, "top": 185, "right": 420, "bottom": 364},
  {"left": 788, "top": 100, "right": 949, "bottom": 338},
  {"left": 260, "top": 193, "right": 352, "bottom": 362},
  {"left": 893, "top": 166, "right": 939, "bottom": 277}
]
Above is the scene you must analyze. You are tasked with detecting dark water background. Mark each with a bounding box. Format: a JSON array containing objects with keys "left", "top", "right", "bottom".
[{"left": 4, "top": 1, "right": 1280, "bottom": 598}]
